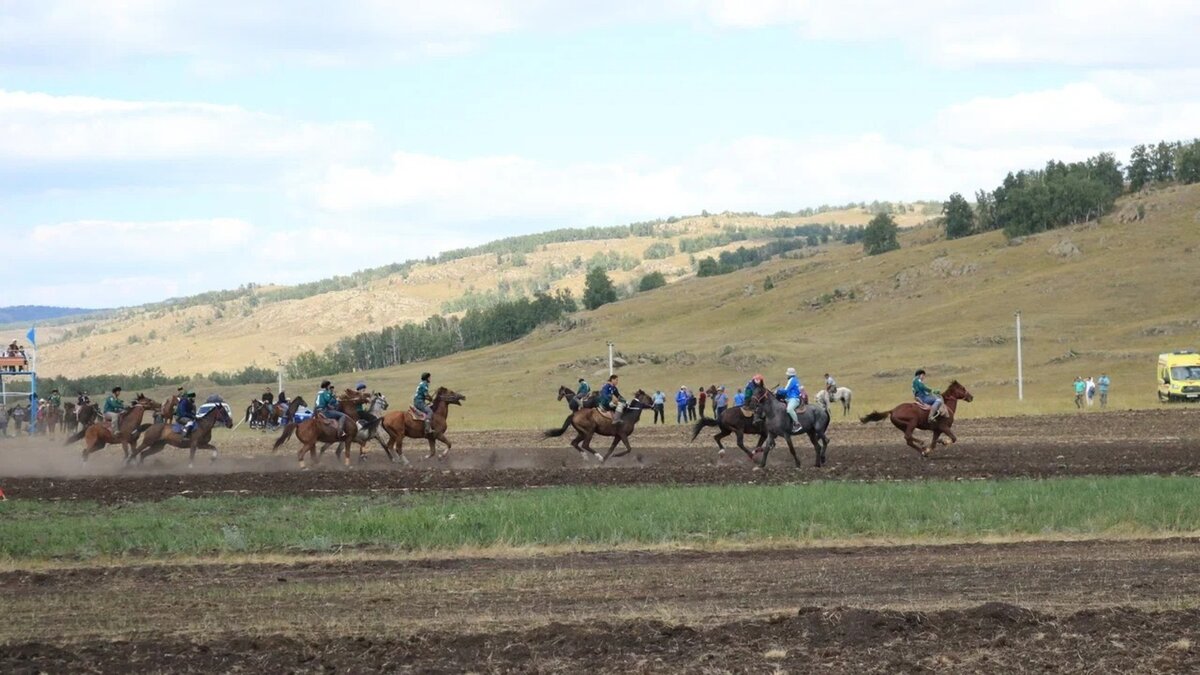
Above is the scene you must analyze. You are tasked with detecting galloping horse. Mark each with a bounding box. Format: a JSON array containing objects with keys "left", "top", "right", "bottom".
[
  {"left": 41, "top": 404, "right": 62, "bottom": 436},
  {"left": 689, "top": 387, "right": 771, "bottom": 459},
  {"left": 754, "top": 393, "right": 831, "bottom": 469},
  {"left": 76, "top": 401, "right": 99, "bottom": 429},
  {"left": 160, "top": 394, "right": 180, "bottom": 425},
  {"left": 131, "top": 402, "right": 234, "bottom": 468},
  {"left": 556, "top": 385, "right": 598, "bottom": 412},
  {"left": 272, "top": 408, "right": 357, "bottom": 470},
  {"left": 815, "top": 386, "right": 854, "bottom": 416},
  {"left": 544, "top": 389, "right": 654, "bottom": 462},
  {"left": 380, "top": 387, "right": 466, "bottom": 462},
  {"left": 325, "top": 390, "right": 390, "bottom": 462},
  {"left": 859, "top": 381, "right": 973, "bottom": 456},
  {"left": 63, "top": 402, "right": 78, "bottom": 434},
  {"left": 65, "top": 396, "right": 159, "bottom": 463}
]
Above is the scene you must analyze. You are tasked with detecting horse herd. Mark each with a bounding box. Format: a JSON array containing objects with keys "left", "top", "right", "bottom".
[{"left": 41, "top": 379, "right": 972, "bottom": 471}]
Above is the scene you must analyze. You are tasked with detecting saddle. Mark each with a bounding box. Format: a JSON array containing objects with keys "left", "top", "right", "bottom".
[
  {"left": 170, "top": 423, "right": 185, "bottom": 435},
  {"left": 408, "top": 407, "right": 428, "bottom": 421},
  {"left": 739, "top": 407, "right": 755, "bottom": 418},
  {"left": 595, "top": 409, "right": 615, "bottom": 421}
]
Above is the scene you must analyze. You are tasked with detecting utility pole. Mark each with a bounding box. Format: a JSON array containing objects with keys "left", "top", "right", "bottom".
[
  {"left": 1015, "top": 311, "right": 1024, "bottom": 401},
  {"left": 607, "top": 342, "right": 615, "bottom": 376}
]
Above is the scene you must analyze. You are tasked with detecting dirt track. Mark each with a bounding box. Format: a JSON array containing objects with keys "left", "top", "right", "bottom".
[
  {"left": 2, "top": 408, "right": 1198, "bottom": 502},
  {"left": 3, "top": 539, "right": 1199, "bottom": 673}
]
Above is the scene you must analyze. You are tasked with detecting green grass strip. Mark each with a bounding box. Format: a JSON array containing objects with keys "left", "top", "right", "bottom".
[{"left": 2, "top": 476, "right": 1199, "bottom": 560}]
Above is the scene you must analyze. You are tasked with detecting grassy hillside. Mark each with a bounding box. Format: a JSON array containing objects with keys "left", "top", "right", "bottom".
[
  {"left": 192, "top": 183, "right": 1195, "bottom": 430},
  {"left": 10, "top": 207, "right": 931, "bottom": 377}
]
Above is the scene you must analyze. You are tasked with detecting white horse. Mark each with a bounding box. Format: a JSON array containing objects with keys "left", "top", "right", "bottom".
[{"left": 815, "top": 386, "right": 853, "bottom": 416}]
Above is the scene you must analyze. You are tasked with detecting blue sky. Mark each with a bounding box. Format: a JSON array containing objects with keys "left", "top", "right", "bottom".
[{"left": 2, "top": 1, "right": 1198, "bottom": 307}]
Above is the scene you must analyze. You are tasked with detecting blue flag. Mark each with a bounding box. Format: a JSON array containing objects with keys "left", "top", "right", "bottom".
[{"left": 26, "top": 326, "right": 35, "bottom": 346}]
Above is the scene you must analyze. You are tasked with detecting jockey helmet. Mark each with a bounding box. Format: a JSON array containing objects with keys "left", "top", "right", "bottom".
[
  {"left": 753, "top": 374, "right": 763, "bottom": 383},
  {"left": 786, "top": 367, "right": 797, "bottom": 377},
  {"left": 356, "top": 381, "right": 367, "bottom": 390}
]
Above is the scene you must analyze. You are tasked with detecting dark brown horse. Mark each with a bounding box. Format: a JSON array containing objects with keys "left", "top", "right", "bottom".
[
  {"left": 65, "top": 396, "right": 159, "bottom": 464},
  {"left": 272, "top": 409, "right": 357, "bottom": 470},
  {"left": 131, "top": 402, "right": 234, "bottom": 467},
  {"left": 859, "top": 381, "right": 973, "bottom": 456},
  {"left": 690, "top": 387, "right": 771, "bottom": 459},
  {"left": 556, "top": 384, "right": 598, "bottom": 412},
  {"left": 76, "top": 401, "right": 99, "bottom": 429},
  {"left": 63, "top": 402, "right": 78, "bottom": 434},
  {"left": 380, "top": 387, "right": 466, "bottom": 462},
  {"left": 544, "top": 389, "right": 654, "bottom": 462}
]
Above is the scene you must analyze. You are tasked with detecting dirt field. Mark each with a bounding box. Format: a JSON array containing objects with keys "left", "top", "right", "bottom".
[
  {"left": 3, "top": 539, "right": 1199, "bottom": 672},
  {"left": 2, "top": 408, "right": 1198, "bottom": 502},
  {"left": 3, "top": 408, "right": 1200, "bottom": 672}
]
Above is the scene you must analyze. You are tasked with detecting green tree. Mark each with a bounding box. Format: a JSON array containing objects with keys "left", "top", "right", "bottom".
[
  {"left": 1176, "top": 140, "right": 1200, "bottom": 184},
  {"left": 862, "top": 213, "right": 900, "bottom": 255},
  {"left": 1127, "top": 144, "right": 1152, "bottom": 191},
  {"left": 696, "top": 256, "right": 722, "bottom": 277},
  {"left": 637, "top": 271, "right": 667, "bottom": 292},
  {"left": 942, "top": 192, "right": 975, "bottom": 239},
  {"left": 583, "top": 266, "right": 618, "bottom": 310},
  {"left": 1152, "top": 141, "right": 1177, "bottom": 183},
  {"left": 974, "top": 189, "right": 997, "bottom": 232}
]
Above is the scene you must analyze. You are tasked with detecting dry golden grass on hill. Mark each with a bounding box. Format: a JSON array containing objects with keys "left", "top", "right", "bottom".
[
  {"left": 18, "top": 207, "right": 931, "bottom": 377},
  {"left": 10, "top": 188, "right": 1198, "bottom": 430}
]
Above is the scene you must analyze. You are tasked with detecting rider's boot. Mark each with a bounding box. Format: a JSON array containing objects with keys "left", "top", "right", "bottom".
[{"left": 424, "top": 420, "right": 433, "bottom": 436}]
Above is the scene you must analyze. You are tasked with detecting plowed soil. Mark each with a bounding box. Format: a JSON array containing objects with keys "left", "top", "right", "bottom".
[
  {"left": 2, "top": 408, "right": 1198, "bottom": 502},
  {"left": 3, "top": 539, "right": 1199, "bottom": 673}
]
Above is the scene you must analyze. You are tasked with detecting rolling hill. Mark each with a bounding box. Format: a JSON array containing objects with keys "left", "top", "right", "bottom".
[{"left": 7, "top": 187, "right": 1199, "bottom": 430}]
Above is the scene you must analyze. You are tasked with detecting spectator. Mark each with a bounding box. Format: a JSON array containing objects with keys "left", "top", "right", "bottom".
[
  {"left": 1073, "top": 377, "right": 1085, "bottom": 409},
  {"left": 686, "top": 387, "right": 697, "bottom": 421},
  {"left": 698, "top": 387, "right": 707, "bottom": 418},
  {"left": 1085, "top": 376, "right": 1096, "bottom": 407},
  {"left": 675, "top": 386, "right": 689, "bottom": 424},
  {"left": 652, "top": 390, "right": 665, "bottom": 424},
  {"left": 733, "top": 388, "right": 745, "bottom": 407},
  {"left": 714, "top": 386, "right": 728, "bottom": 417},
  {"left": 1098, "top": 373, "right": 1111, "bottom": 408}
]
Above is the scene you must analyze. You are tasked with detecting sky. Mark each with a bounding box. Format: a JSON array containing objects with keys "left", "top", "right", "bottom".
[{"left": 3, "top": 1, "right": 1198, "bottom": 308}]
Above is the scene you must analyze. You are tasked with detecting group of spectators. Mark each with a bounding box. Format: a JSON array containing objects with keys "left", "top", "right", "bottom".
[
  {"left": 1073, "top": 374, "right": 1111, "bottom": 409},
  {"left": 3, "top": 341, "right": 29, "bottom": 372}
]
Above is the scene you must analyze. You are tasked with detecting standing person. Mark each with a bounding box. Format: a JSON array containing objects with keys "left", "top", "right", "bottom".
[
  {"left": 697, "top": 387, "right": 707, "bottom": 418},
  {"left": 912, "top": 369, "right": 943, "bottom": 421},
  {"left": 413, "top": 372, "right": 434, "bottom": 436},
  {"left": 652, "top": 390, "right": 665, "bottom": 424},
  {"left": 784, "top": 368, "right": 803, "bottom": 432},
  {"left": 686, "top": 387, "right": 697, "bottom": 421},
  {"left": 103, "top": 386, "right": 126, "bottom": 433},
  {"left": 714, "top": 386, "right": 728, "bottom": 418},
  {"left": 1073, "top": 377, "right": 1085, "bottom": 409},
  {"left": 1085, "top": 377, "right": 1096, "bottom": 407},
  {"left": 1098, "top": 373, "right": 1111, "bottom": 408},
  {"left": 675, "top": 386, "right": 689, "bottom": 424},
  {"left": 733, "top": 388, "right": 745, "bottom": 407},
  {"left": 314, "top": 380, "right": 348, "bottom": 438}
]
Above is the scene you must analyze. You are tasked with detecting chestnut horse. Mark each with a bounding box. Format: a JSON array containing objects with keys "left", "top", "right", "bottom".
[
  {"left": 544, "top": 389, "right": 654, "bottom": 462},
  {"left": 689, "top": 387, "right": 771, "bottom": 459},
  {"left": 859, "top": 381, "right": 973, "bottom": 456},
  {"left": 65, "top": 396, "right": 159, "bottom": 463},
  {"left": 131, "top": 401, "right": 234, "bottom": 468},
  {"left": 272, "top": 410, "right": 357, "bottom": 470},
  {"left": 380, "top": 387, "right": 466, "bottom": 462},
  {"left": 76, "top": 401, "right": 99, "bottom": 429}
]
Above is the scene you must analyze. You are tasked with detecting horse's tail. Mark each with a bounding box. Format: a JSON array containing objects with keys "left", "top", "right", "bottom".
[
  {"left": 544, "top": 414, "right": 574, "bottom": 438},
  {"left": 859, "top": 410, "right": 890, "bottom": 424},
  {"left": 272, "top": 422, "right": 296, "bottom": 451},
  {"left": 690, "top": 417, "right": 721, "bottom": 441},
  {"left": 64, "top": 427, "right": 87, "bottom": 445}
]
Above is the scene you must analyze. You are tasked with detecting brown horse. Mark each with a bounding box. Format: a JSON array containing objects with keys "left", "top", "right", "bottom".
[
  {"left": 160, "top": 394, "right": 180, "bottom": 424},
  {"left": 76, "top": 401, "right": 99, "bottom": 429},
  {"left": 544, "top": 389, "right": 654, "bottom": 462},
  {"left": 859, "top": 381, "right": 973, "bottom": 456},
  {"left": 380, "top": 387, "right": 466, "bottom": 462},
  {"left": 41, "top": 405, "right": 62, "bottom": 437},
  {"left": 131, "top": 401, "right": 234, "bottom": 467},
  {"left": 65, "top": 396, "right": 159, "bottom": 464},
  {"left": 63, "top": 402, "right": 78, "bottom": 434},
  {"left": 272, "top": 410, "right": 357, "bottom": 470},
  {"left": 317, "top": 390, "right": 391, "bottom": 462},
  {"left": 556, "top": 384, "right": 598, "bottom": 412},
  {"left": 689, "top": 388, "right": 771, "bottom": 459}
]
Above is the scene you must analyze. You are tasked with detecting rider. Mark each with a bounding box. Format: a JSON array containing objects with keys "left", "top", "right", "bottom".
[
  {"left": 414, "top": 372, "right": 434, "bottom": 436},
  {"left": 353, "top": 381, "right": 377, "bottom": 430},
  {"left": 176, "top": 391, "right": 197, "bottom": 438},
  {"left": 743, "top": 374, "right": 765, "bottom": 408},
  {"left": 598, "top": 374, "right": 625, "bottom": 423},
  {"left": 314, "top": 380, "right": 348, "bottom": 439},
  {"left": 824, "top": 373, "right": 837, "bottom": 398},
  {"left": 575, "top": 378, "right": 591, "bottom": 405},
  {"left": 912, "top": 369, "right": 943, "bottom": 422},
  {"left": 103, "top": 386, "right": 126, "bottom": 433},
  {"left": 784, "top": 368, "right": 803, "bottom": 433},
  {"left": 49, "top": 389, "right": 62, "bottom": 410},
  {"left": 262, "top": 390, "right": 274, "bottom": 405}
]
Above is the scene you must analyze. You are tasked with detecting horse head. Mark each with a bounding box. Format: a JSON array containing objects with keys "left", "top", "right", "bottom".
[
  {"left": 943, "top": 381, "right": 973, "bottom": 402},
  {"left": 556, "top": 385, "right": 573, "bottom": 401},
  {"left": 372, "top": 392, "right": 389, "bottom": 412},
  {"left": 435, "top": 387, "right": 466, "bottom": 406},
  {"left": 207, "top": 402, "right": 234, "bottom": 428},
  {"left": 630, "top": 389, "right": 654, "bottom": 408}
]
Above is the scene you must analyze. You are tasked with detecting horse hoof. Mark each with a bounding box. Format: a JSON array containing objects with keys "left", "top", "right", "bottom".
[
  {"left": 717, "top": 449, "right": 726, "bottom": 458},
  {"left": 188, "top": 463, "right": 194, "bottom": 469}
]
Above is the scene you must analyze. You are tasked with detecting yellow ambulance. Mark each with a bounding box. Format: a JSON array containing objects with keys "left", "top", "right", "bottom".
[{"left": 1158, "top": 350, "right": 1200, "bottom": 402}]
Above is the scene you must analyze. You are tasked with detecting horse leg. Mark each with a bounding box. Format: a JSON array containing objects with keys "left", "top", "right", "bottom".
[
  {"left": 714, "top": 428, "right": 730, "bottom": 457},
  {"left": 581, "top": 430, "right": 601, "bottom": 460},
  {"left": 806, "top": 430, "right": 823, "bottom": 467},
  {"left": 599, "top": 435, "right": 621, "bottom": 463},
  {"left": 435, "top": 432, "right": 451, "bottom": 459},
  {"left": 926, "top": 430, "right": 941, "bottom": 456},
  {"left": 785, "top": 433, "right": 802, "bottom": 468},
  {"left": 902, "top": 422, "right": 926, "bottom": 455},
  {"left": 610, "top": 430, "right": 634, "bottom": 459},
  {"left": 733, "top": 428, "right": 755, "bottom": 460},
  {"left": 943, "top": 429, "right": 958, "bottom": 445},
  {"left": 757, "top": 435, "right": 774, "bottom": 469},
  {"left": 570, "top": 430, "right": 587, "bottom": 456}
]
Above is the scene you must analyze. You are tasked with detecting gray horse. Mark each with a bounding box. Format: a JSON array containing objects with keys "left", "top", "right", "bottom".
[
  {"left": 753, "top": 394, "right": 830, "bottom": 469},
  {"left": 815, "top": 386, "right": 853, "bottom": 416}
]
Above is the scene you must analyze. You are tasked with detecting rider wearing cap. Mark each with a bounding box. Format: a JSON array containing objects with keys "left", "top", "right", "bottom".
[
  {"left": 315, "top": 380, "right": 348, "bottom": 438},
  {"left": 784, "top": 368, "right": 804, "bottom": 432},
  {"left": 176, "top": 390, "right": 198, "bottom": 437},
  {"left": 575, "top": 377, "right": 591, "bottom": 405},
  {"left": 353, "top": 381, "right": 378, "bottom": 429},
  {"left": 598, "top": 374, "right": 625, "bottom": 424},
  {"left": 912, "top": 369, "right": 943, "bottom": 422},
  {"left": 414, "top": 372, "right": 434, "bottom": 436},
  {"left": 103, "top": 386, "right": 126, "bottom": 433}
]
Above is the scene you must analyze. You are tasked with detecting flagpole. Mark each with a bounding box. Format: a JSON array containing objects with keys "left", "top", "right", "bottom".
[{"left": 28, "top": 325, "right": 37, "bottom": 434}]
